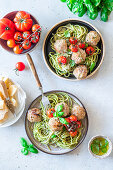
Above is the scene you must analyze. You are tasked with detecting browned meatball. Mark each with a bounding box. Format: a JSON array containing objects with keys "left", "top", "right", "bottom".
[
  {"left": 71, "top": 49, "right": 86, "bottom": 64},
  {"left": 27, "top": 108, "right": 41, "bottom": 123},
  {"left": 48, "top": 117, "right": 63, "bottom": 131},
  {"left": 73, "top": 65, "right": 88, "bottom": 80},
  {"left": 85, "top": 31, "right": 100, "bottom": 46},
  {"left": 54, "top": 39, "right": 67, "bottom": 53},
  {"left": 55, "top": 102, "right": 69, "bottom": 117},
  {"left": 71, "top": 105, "right": 86, "bottom": 120}
]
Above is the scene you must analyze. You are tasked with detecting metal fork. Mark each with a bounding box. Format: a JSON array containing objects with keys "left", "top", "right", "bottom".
[{"left": 26, "top": 53, "right": 50, "bottom": 108}]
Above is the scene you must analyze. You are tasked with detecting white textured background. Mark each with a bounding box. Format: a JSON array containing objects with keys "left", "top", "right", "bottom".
[{"left": 0, "top": 0, "right": 113, "bottom": 170}]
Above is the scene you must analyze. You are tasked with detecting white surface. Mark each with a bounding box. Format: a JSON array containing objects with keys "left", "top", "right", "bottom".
[{"left": 0, "top": 0, "right": 113, "bottom": 170}]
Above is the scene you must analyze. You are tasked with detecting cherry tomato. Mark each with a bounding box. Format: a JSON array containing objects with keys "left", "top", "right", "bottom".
[
  {"left": 69, "top": 44, "right": 78, "bottom": 52},
  {"left": 47, "top": 108, "right": 55, "bottom": 118},
  {"left": 22, "top": 31, "right": 31, "bottom": 39},
  {"left": 31, "top": 33, "right": 40, "bottom": 43},
  {"left": 13, "top": 45, "right": 23, "bottom": 54},
  {"left": 70, "top": 130, "right": 77, "bottom": 137},
  {"left": 86, "top": 46, "right": 95, "bottom": 55},
  {"left": 32, "top": 24, "right": 41, "bottom": 33},
  {"left": 15, "top": 62, "right": 25, "bottom": 71},
  {"left": 69, "top": 37, "right": 77, "bottom": 45},
  {"left": 78, "top": 42, "right": 85, "bottom": 49},
  {"left": 58, "top": 56, "right": 67, "bottom": 64},
  {"left": 22, "top": 40, "right": 31, "bottom": 50},
  {"left": 7, "top": 39, "right": 16, "bottom": 48},
  {"left": 14, "top": 32, "right": 22, "bottom": 42},
  {"left": 76, "top": 121, "right": 81, "bottom": 128},
  {"left": 65, "top": 117, "right": 71, "bottom": 123},
  {"left": 70, "top": 115, "right": 77, "bottom": 122}
]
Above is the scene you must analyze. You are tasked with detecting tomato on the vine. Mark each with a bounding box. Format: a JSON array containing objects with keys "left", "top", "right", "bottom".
[
  {"left": 7, "top": 39, "right": 16, "bottom": 48},
  {"left": 65, "top": 117, "right": 71, "bottom": 123},
  {"left": 15, "top": 62, "right": 25, "bottom": 71},
  {"left": 22, "top": 40, "right": 31, "bottom": 50},
  {"left": 69, "top": 37, "right": 77, "bottom": 45},
  {"left": 14, "top": 32, "right": 22, "bottom": 41},
  {"left": 22, "top": 31, "right": 31, "bottom": 39},
  {"left": 76, "top": 121, "right": 81, "bottom": 128},
  {"left": 69, "top": 44, "right": 78, "bottom": 52},
  {"left": 86, "top": 46, "right": 95, "bottom": 55},
  {"left": 13, "top": 45, "right": 23, "bottom": 54},
  {"left": 47, "top": 108, "right": 55, "bottom": 118},
  {"left": 70, "top": 131, "right": 77, "bottom": 137},
  {"left": 58, "top": 56, "right": 67, "bottom": 64},
  {"left": 78, "top": 42, "right": 85, "bottom": 49},
  {"left": 32, "top": 24, "right": 41, "bottom": 34},
  {"left": 31, "top": 33, "right": 40, "bottom": 43},
  {"left": 70, "top": 115, "right": 77, "bottom": 122}
]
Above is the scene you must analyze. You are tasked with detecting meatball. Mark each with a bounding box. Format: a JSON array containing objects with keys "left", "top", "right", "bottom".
[
  {"left": 71, "top": 105, "right": 86, "bottom": 120},
  {"left": 71, "top": 48, "right": 86, "bottom": 64},
  {"left": 27, "top": 108, "right": 41, "bottom": 123},
  {"left": 48, "top": 117, "right": 63, "bottom": 131},
  {"left": 73, "top": 65, "right": 88, "bottom": 80},
  {"left": 54, "top": 39, "right": 67, "bottom": 53},
  {"left": 55, "top": 102, "right": 69, "bottom": 117},
  {"left": 85, "top": 31, "right": 100, "bottom": 46}
]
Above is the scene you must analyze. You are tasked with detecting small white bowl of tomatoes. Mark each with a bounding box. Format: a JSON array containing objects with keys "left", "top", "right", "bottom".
[{"left": 0, "top": 11, "right": 41, "bottom": 54}]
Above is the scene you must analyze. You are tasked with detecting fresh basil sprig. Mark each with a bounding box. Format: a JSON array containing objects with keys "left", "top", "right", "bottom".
[{"left": 59, "top": 118, "right": 69, "bottom": 125}]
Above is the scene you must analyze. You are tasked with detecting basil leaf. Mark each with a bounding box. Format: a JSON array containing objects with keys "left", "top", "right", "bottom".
[
  {"left": 58, "top": 112, "right": 64, "bottom": 117},
  {"left": 28, "top": 146, "right": 38, "bottom": 154},
  {"left": 59, "top": 118, "right": 69, "bottom": 125},
  {"left": 69, "top": 60, "right": 75, "bottom": 67},
  {"left": 21, "top": 148, "right": 28, "bottom": 155},
  {"left": 101, "top": 147, "right": 107, "bottom": 153},
  {"left": 90, "top": 62, "right": 96, "bottom": 72},
  {"left": 57, "top": 104, "right": 63, "bottom": 112},
  {"left": 20, "top": 138, "right": 28, "bottom": 148},
  {"left": 53, "top": 112, "right": 58, "bottom": 117},
  {"left": 91, "top": 144, "right": 99, "bottom": 155},
  {"left": 51, "top": 134, "right": 57, "bottom": 138},
  {"left": 93, "top": 139, "right": 100, "bottom": 145},
  {"left": 100, "top": 139, "right": 108, "bottom": 148},
  {"left": 64, "top": 30, "right": 70, "bottom": 37}
]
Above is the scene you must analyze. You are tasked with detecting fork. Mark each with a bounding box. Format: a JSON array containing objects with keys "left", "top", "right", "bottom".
[{"left": 26, "top": 53, "right": 50, "bottom": 108}]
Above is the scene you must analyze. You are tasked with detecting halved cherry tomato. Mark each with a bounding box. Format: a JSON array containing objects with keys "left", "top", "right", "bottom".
[
  {"left": 70, "top": 115, "right": 77, "bottom": 122},
  {"left": 86, "top": 46, "right": 95, "bottom": 55},
  {"left": 78, "top": 42, "right": 85, "bottom": 49},
  {"left": 7, "top": 39, "right": 16, "bottom": 48},
  {"left": 22, "top": 40, "right": 31, "bottom": 50},
  {"left": 69, "top": 44, "right": 78, "bottom": 52},
  {"left": 47, "top": 108, "right": 55, "bottom": 118},
  {"left": 14, "top": 32, "right": 22, "bottom": 41},
  {"left": 69, "top": 37, "right": 77, "bottom": 45},
  {"left": 13, "top": 45, "right": 23, "bottom": 54},
  {"left": 65, "top": 117, "right": 71, "bottom": 123},
  {"left": 76, "top": 121, "right": 81, "bottom": 128},
  {"left": 22, "top": 31, "right": 31, "bottom": 39},
  {"left": 15, "top": 62, "right": 25, "bottom": 71},
  {"left": 70, "top": 130, "right": 77, "bottom": 137},
  {"left": 31, "top": 33, "right": 40, "bottom": 43},
  {"left": 58, "top": 56, "right": 67, "bottom": 64},
  {"left": 32, "top": 24, "right": 41, "bottom": 33}
]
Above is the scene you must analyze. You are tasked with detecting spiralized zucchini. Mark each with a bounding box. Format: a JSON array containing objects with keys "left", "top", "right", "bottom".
[
  {"left": 49, "top": 24, "right": 101, "bottom": 77},
  {"left": 33, "top": 92, "right": 82, "bottom": 149}
]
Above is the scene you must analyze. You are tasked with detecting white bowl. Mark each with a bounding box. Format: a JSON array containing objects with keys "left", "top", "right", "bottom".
[{"left": 88, "top": 135, "right": 112, "bottom": 159}]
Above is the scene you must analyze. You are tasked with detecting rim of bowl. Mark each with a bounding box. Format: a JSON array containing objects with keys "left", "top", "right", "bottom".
[
  {"left": 88, "top": 135, "right": 112, "bottom": 159},
  {"left": 0, "top": 11, "right": 41, "bottom": 55},
  {"left": 25, "top": 90, "right": 89, "bottom": 155},
  {"left": 42, "top": 18, "right": 105, "bottom": 81}
]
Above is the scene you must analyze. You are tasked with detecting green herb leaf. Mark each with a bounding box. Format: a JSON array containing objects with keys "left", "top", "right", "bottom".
[
  {"left": 57, "top": 104, "right": 63, "bottom": 112},
  {"left": 58, "top": 112, "right": 64, "bottom": 117},
  {"left": 69, "top": 60, "right": 75, "bottom": 67},
  {"left": 101, "top": 147, "right": 107, "bottom": 153},
  {"left": 53, "top": 112, "right": 58, "bottom": 117},
  {"left": 93, "top": 139, "right": 100, "bottom": 145},
  {"left": 51, "top": 134, "right": 57, "bottom": 138},
  {"left": 28, "top": 146, "right": 38, "bottom": 154},
  {"left": 91, "top": 144, "right": 99, "bottom": 155},
  {"left": 20, "top": 138, "right": 28, "bottom": 148},
  {"left": 59, "top": 118, "right": 69, "bottom": 125},
  {"left": 64, "top": 30, "right": 70, "bottom": 37},
  {"left": 21, "top": 148, "right": 28, "bottom": 155},
  {"left": 90, "top": 62, "right": 96, "bottom": 72},
  {"left": 100, "top": 139, "right": 108, "bottom": 148}
]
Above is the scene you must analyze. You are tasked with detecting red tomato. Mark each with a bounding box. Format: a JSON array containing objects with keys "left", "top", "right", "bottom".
[
  {"left": 31, "top": 33, "right": 40, "bottom": 43},
  {"left": 22, "top": 40, "right": 31, "bottom": 50},
  {"left": 86, "top": 46, "right": 95, "bottom": 55},
  {"left": 76, "top": 121, "right": 81, "bottom": 128},
  {"left": 13, "top": 45, "right": 23, "bottom": 54},
  {"left": 14, "top": 11, "right": 33, "bottom": 32},
  {"left": 0, "top": 18, "right": 15, "bottom": 40},
  {"left": 69, "top": 44, "right": 78, "bottom": 52},
  {"left": 70, "top": 130, "right": 77, "bottom": 137},
  {"left": 58, "top": 56, "right": 67, "bottom": 64},
  {"left": 32, "top": 24, "right": 41, "bottom": 33},
  {"left": 69, "top": 37, "right": 77, "bottom": 45},
  {"left": 15, "top": 62, "right": 25, "bottom": 71},
  {"left": 22, "top": 31, "right": 31, "bottom": 39},
  {"left": 47, "top": 108, "right": 55, "bottom": 118},
  {"left": 65, "top": 117, "right": 71, "bottom": 123},
  {"left": 78, "top": 42, "right": 85, "bottom": 49},
  {"left": 14, "top": 32, "right": 22, "bottom": 41},
  {"left": 70, "top": 115, "right": 77, "bottom": 122},
  {"left": 7, "top": 39, "right": 16, "bottom": 48}
]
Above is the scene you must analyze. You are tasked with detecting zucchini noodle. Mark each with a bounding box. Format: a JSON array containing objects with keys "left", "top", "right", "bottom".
[
  {"left": 48, "top": 24, "right": 101, "bottom": 77},
  {"left": 33, "top": 92, "right": 83, "bottom": 149}
]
